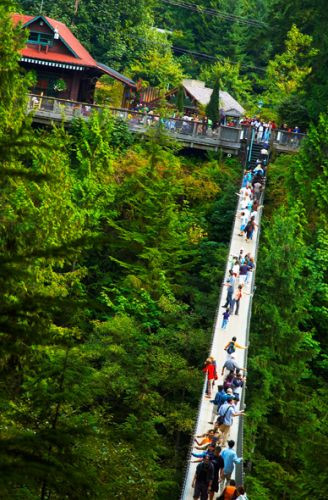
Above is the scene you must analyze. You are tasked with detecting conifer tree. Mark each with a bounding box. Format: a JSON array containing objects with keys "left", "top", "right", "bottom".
[
  {"left": 177, "top": 84, "right": 185, "bottom": 112},
  {"left": 206, "top": 79, "right": 220, "bottom": 123}
]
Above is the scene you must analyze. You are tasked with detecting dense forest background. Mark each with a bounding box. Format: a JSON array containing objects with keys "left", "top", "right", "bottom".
[
  {"left": 19, "top": 0, "right": 328, "bottom": 125},
  {"left": 1, "top": 0, "right": 328, "bottom": 498},
  {"left": 245, "top": 119, "right": 328, "bottom": 498}
]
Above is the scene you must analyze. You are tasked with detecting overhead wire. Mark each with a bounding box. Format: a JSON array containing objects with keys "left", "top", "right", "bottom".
[
  {"left": 160, "top": 0, "right": 267, "bottom": 27},
  {"left": 131, "top": 34, "right": 267, "bottom": 73},
  {"left": 171, "top": 45, "right": 267, "bottom": 72}
]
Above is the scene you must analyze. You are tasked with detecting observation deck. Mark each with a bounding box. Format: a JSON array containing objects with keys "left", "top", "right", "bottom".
[{"left": 27, "top": 94, "right": 306, "bottom": 154}]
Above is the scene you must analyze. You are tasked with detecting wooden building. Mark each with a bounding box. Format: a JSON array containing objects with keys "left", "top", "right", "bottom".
[
  {"left": 13, "top": 14, "right": 136, "bottom": 104},
  {"left": 142, "top": 79, "right": 245, "bottom": 119}
]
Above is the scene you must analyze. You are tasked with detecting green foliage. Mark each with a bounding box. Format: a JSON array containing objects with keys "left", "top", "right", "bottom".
[
  {"left": 259, "top": 24, "right": 317, "bottom": 121},
  {"left": 0, "top": 0, "right": 35, "bottom": 151},
  {"left": 206, "top": 79, "right": 220, "bottom": 123},
  {"left": 246, "top": 115, "right": 328, "bottom": 498},
  {"left": 129, "top": 30, "right": 185, "bottom": 89},
  {"left": 200, "top": 59, "right": 252, "bottom": 105},
  {"left": 94, "top": 76, "right": 125, "bottom": 107},
  {"left": 177, "top": 84, "right": 185, "bottom": 112},
  {"left": 155, "top": 0, "right": 271, "bottom": 71},
  {"left": 265, "top": 0, "right": 328, "bottom": 121},
  {"left": 0, "top": 8, "right": 242, "bottom": 495}
]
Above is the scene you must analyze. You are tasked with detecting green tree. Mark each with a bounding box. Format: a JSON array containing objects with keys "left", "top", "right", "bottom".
[
  {"left": 206, "top": 79, "right": 220, "bottom": 122},
  {"left": 155, "top": 0, "right": 271, "bottom": 71},
  {"left": 200, "top": 59, "right": 252, "bottom": 105},
  {"left": 176, "top": 84, "right": 185, "bottom": 112},
  {"left": 129, "top": 31, "right": 185, "bottom": 90},
  {"left": 260, "top": 24, "right": 317, "bottom": 120}
]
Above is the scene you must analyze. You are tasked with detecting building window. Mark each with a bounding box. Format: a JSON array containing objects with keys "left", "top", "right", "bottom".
[{"left": 28, "top": 31, "right": 53, "bottom": 46}]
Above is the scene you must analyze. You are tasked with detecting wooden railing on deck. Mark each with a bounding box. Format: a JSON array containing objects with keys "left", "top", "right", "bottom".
[{"left": 27, "top": 94, "right": 305, "bottom": 152}]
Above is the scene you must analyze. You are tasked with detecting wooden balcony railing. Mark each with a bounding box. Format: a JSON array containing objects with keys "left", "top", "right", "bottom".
[{"left": 27, "top": 94, "right": 305, "bottom": 153}]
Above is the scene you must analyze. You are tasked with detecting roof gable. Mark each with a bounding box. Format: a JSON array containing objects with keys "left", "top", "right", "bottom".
[
  {"left": 23, "top": 15, "right": 78, "bottom": 58},
  {"left": 13, "top": 13, "right": 97, "bottom": 66},
  {"left": 96, "top": 62, "right": 136, "bottom": 88},
  {"left": 22, "top": 15, "right": 79, "bottom": 59},
  {"left": 182, "top": 79, "right": 245, "bottom": 115}
]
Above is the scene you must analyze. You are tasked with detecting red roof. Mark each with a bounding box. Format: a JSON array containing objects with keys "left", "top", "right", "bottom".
[
  {"left": 12, "top": 14, "right": 136, "bottom": 87},
  {"left": 12, "top": 13, "right": 99, "bottom": 68}
]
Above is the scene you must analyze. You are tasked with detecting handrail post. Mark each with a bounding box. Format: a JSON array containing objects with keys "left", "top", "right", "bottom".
[{"left": 192, "top": 121, "right": 197, "bottom": 137}]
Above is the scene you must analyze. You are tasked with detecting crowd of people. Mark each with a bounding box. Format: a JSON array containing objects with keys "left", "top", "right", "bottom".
[
  {"left": 241, "top": 117, "right": 302, "bottom": 145},
  {"left": 190, "top": 145, "right": 267, "bottom": 500},
  {"left": 129, "top": 104, "right": 241, "bottom": 136},
  {"left": 130, "top": 105, "right": 303, "bottom": 144}
]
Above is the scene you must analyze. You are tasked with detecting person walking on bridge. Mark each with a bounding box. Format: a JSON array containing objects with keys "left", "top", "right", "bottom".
[
  {"left": 192, "top": 455, "right": 214, "bottom": 500},
  {"left": 234, "top": 485, "right": 248, "bottom": 499},
  {"left": 220, "top": 440, "right": 243, "bottom": 483},
  {"left": 203, "top": 357, "right": 217, "bottom": 398},
  {"left": 209, "top": 387, "right": 236, "bottom": 425},
  {"left": 221, "top": 356, "right": 246, "bottom": 377},
  {"left": 229, "top": 284, "right": 250, "bottom": 315},
  {"left": 209, "top": 446, "right": 224, "bottom": 500},
  {"left": 223, "top": 270, "right": 235, "bottom": 309},
  {"left": 217, "top": 398, "right": 245, "bottom": 446},
  {"left": 221, "top": 308, "right": 230, "bottom": 330},
  {"left": 224, "top": 337, "right": 247, "bottom": 357},
  {"left": 209, "top": 385, "right": 225, "bottom": 424},
  {"left": 217, "top": 479, "right": 237, "bottom": 500}
]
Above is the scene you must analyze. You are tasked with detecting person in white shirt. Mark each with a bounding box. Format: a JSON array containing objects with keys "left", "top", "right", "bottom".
[
  {"left": 239, "top": 211, "right": 249, "bottom": 236},
  {"left": 232, "top": 259, "right": 240, "bottom": 277},
  {"left": 257, "top": 123, "right": 264, "bottom": 142},
  {"left": 251, "top": 210, "right": 259, "bottom": 223},
  {"left": 253, "top": 181, "right": 262, "bottom": 201}
]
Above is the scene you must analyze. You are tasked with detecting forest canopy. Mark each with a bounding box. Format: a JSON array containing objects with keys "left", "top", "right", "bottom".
[{"left": 1, "top": 0, "right": 328, "bottom": 498}]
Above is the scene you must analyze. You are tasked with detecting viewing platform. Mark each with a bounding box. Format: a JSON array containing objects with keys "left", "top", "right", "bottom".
[{"left": 27, "top": 94, "right": 306, "bottom": 154}]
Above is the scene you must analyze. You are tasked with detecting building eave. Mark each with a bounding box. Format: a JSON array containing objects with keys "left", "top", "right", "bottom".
[{"left": 20, "top": 56, "right": 85, "bottom": 71}]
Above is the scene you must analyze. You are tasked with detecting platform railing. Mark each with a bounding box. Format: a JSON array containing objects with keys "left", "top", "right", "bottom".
[
  {"left": 27, "top": 95, "right": 305, "bottom": 153},
  {"left": 27, "top": 94, "right": 243, "bottom": 145},
  {"left": 271, "top": 128, "right": 306, "bottom": 149}
]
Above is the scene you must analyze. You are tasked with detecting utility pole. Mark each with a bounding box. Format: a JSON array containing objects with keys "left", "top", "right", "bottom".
[{"left": 39, "top": 0, "right": 44, "bottom": 14}]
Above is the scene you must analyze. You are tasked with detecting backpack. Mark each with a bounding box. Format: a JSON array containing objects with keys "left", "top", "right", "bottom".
[
  {"left": 217, "top": 404, "right": 233, "bottom": 426},
  {"left": 226, "top": 341, "right": 236, "bottom": 355}
]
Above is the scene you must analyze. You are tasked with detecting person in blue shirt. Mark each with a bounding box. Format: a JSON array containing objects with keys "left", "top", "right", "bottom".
[
  {"left": 217, "top": 396, "right": 245, "bottom": 446},
  {"left": 221, "top": 440, "right": 243, "bottom": 483},
  {"left": 209, "top": 385, "right": 225, "bottom": 424},
  {"left": 209, "top": 387, "right": 236, "bottom": 424},
  {"left": 191, "top": 444, "right": 216, "bottom": 461}
]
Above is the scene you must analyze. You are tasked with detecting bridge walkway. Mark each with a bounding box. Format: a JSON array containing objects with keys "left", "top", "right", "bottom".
[{"left": 181, "top": 150, "right": 265, "bottom": 498}]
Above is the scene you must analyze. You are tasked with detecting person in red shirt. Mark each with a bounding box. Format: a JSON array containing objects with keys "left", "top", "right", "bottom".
[{"left": 203, "top": 357, "right": 218, "bottom": 398}]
